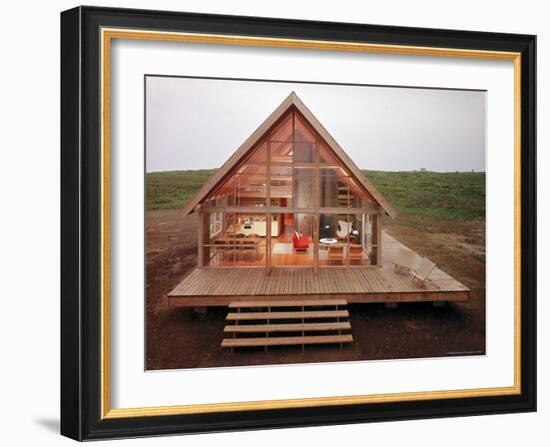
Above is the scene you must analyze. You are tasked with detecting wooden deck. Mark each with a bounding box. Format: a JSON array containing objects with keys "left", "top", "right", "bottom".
[{"left": 168, "top": 232, "right": 469, "bottom": 306}]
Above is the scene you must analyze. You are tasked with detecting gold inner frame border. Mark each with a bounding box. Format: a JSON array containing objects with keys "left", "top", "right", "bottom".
[{"left": 99, "top": 27, "right": 522, "bottom": 419}]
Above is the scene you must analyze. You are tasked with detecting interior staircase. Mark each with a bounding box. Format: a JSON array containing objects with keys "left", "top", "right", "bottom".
[{"left": 337, "top": 182, "right": 349, "bottom": 207}]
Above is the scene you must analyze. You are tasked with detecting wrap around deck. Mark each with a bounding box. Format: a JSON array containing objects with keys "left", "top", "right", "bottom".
[{"left": 168, "top": 233, "right": 470, "bottom": 307}]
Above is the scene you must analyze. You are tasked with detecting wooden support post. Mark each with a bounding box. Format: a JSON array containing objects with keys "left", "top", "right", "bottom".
[
  {"left": 266, "top": 133, "right": 271, "bottom": 207},
  {"left": 377, "top": 211, "right": 383, "bottom": 266},
  {"left": 197, "top": 209, "right": 205, "bottom": 267},
  {"left": 313, "top": 137, "right": 320, "bottom": 274},
  {"left": 266, "top": 213, "right": 272, "bottom": 275},
  {"left": 371, "top": 213, "right": 377, "bottom": 265},
  {"left": 266, "top": 133, "right": 272, "bottom": 276},
  {"left": 313, "top": 214, "right": 319, "bottom": 274},
  {"left": 346, "top": 213, "right": 351, "bottom": 266},
  {"left": 372, "top": 212, "right": 383, "bottom": 266}
]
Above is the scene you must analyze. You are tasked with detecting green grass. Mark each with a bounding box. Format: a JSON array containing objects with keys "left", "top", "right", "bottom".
[
  {"left": 146, "top": 169, "right": 217, "bottom": 210},
  {"left": 146, "top": 169, "right": 485, "bottom": 221},
  {"left": 363, "top": 170, "right": 485, "bottom": 221}
]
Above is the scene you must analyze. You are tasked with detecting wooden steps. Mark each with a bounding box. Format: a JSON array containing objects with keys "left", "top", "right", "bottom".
[
  {"left": 228, "top": 299, "right": 347, "bottom": 308},
  {"left": 338, "top": 184, "right": 349, "bottom": 206},
  {"left": 224, "top": 322, "right": 351, "bottom": 333},
  {"left": 222, "top": 299, "right": 353, "bottom": 351},
  {"left": 222, "top": 335, "right": 353, "bottom": 348},
  {"left": 226, "top": 310, "right": 349, "bottom": 321}
]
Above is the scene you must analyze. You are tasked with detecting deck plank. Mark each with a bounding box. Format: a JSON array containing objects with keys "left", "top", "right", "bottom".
[{"left": 169, "top": 266, "right": 468, "bottom": 296}]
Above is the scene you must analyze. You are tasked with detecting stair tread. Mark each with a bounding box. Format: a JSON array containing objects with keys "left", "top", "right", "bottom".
[
  {"left": 228, "top": 299, "right": 347, "bottom": 308},
  {"left": 226, "top": 310, "right": 349, "bottom": 321},
  {"left": 222, "top": 334, "right": 353, "bottom": 347},
  {"left": 224, "top": 322, "right": 351, "bottom": 333}
]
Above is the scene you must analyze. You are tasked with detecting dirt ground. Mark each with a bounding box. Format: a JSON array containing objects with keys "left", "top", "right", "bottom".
[{"left": 146, "top": 209, "right": 485, "bottom": 370}]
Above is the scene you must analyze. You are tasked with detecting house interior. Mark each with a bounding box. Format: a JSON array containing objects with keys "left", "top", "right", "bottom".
[{"left": 196, "top": 106, "right": 384, "bottom": 269}]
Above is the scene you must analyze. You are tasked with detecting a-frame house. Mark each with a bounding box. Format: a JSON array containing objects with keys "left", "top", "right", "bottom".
[
  {"left": 169, "top": 93, "right": 469, "bottom": 309},
  {"left": 182, "top": 92, "right": 395, "bottom": 273}
]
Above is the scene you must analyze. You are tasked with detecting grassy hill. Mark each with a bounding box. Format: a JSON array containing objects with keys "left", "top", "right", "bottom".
[
  {"left": 364, "top": 170, "right": 485, "bottom": 221},
  {"left": 146, "top": 169, "right": 485, "bottom": 221},
  {"left": 146, "top": 169, "right": 217, "bottom": 210}
]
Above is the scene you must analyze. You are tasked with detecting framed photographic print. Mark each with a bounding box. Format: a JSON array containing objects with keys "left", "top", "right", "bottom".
[{"left": 60, "top": 6, "right": 536, "bottom": 441}]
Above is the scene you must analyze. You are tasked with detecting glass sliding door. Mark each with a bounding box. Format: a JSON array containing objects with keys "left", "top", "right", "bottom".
[
  {"left": 319, "top": 213, "right": 349, "bottom": 266},
  {"left": 271, "top": 213, "right": 315, "bottom": 267},
  {"left": 318, "top": 213, "right": 368, "bottom": 266},
  {"left": 348, "top": 214, "right": 367, "bottom": 265},
  {"left": 202, "top": 212, "right": 267, "bottom": 267},
  {"left": 361, "top": 214, "right": 378, "bottom": 266}
]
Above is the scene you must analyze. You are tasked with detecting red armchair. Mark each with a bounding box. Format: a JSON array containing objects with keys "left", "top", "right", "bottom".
[{"left": 292, "top": 231, "right": 309, "bottom": 252}]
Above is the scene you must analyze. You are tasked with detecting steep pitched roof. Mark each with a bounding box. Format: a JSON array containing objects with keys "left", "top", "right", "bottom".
[{"left": 181, "top": 92, "right": 396, "bottom": 218}]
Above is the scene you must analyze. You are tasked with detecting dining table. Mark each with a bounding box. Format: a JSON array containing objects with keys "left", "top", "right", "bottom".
[{"left": 213, "top": 236, "right": 263, "bottom": 260}]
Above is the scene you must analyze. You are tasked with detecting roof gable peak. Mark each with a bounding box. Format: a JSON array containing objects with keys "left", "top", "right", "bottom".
[{"left": 181, "top": 92, "right": 396, "bottom": 218}]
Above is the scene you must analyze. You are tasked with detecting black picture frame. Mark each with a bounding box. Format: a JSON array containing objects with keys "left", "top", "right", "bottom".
[{"left": 61, "top": 5, "right": 536, "bottom": 441}]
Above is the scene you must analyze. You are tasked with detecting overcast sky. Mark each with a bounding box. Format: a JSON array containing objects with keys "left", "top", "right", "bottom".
[{"left": 145, "top": 76, "right": 486, "bottom": 173}]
